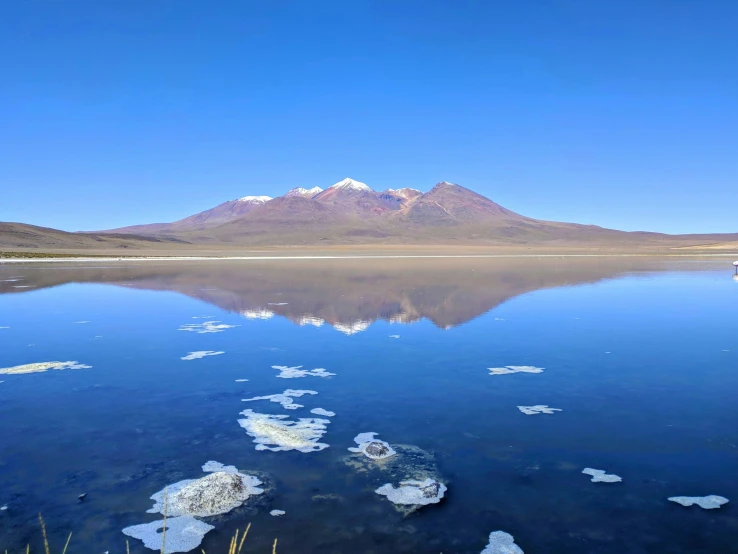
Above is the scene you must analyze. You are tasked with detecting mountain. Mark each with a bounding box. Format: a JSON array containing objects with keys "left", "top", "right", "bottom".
[{"left": 311, "top": 178, "right": 402, "bottom": 218}]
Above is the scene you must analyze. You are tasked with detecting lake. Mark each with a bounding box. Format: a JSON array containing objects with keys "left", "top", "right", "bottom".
[{"left": 0, "top": 257, "right": 736, "bottom": 553}]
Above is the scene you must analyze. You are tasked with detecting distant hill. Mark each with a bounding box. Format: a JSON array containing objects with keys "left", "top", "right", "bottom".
[{"left": 2, "top": 178, "right": 738, "bottom": 251}]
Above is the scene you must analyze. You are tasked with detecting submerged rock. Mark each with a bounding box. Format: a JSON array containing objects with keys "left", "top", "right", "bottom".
[
  {"left": 123, "top": 516, "right": 214, "bottom": 553},
  {"left": 488, "top": 366, "right": 544, "bottom": 376},
  {"left": 272, "top": 365, "right": 336, "bottom": 379},
  {"left": 348, "top": 432, "right": 397, "bottom": 460},
  {"left": 375, "top": 478, "right": 447, "bottom": 507},
  {"left": 517, "top": 405, "right": 562, "bottom": 415},
  {"left": 668, "top": 495, "right": 729, "bottom": 509},
  {"left": 238, "top": 409, "right": 330, "bottom": 452},
  {"left": 0, "top": 361, "right": 91, "bottom": 375},
  {"left": 148, "top": 471, "right": 264, "bottom": 518},
  {"left": 481, "top": 531, "right": 524, "bottom": 554},
  {"left": 582, "top": 468, "right": 622, "bottom": 483}
]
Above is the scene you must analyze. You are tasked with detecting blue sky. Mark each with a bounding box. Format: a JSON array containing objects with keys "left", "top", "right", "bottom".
[{"left": 1, "top": 1, "right": 736, "bottom": 233}]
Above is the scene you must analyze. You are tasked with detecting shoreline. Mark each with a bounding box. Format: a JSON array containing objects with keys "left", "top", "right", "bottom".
[{"left": 2, "top": 252, "right": 738, "bottom": 263}]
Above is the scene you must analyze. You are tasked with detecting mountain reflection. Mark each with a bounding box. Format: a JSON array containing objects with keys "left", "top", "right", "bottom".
[{"left": 0, "top": 257, "right": 705, "bottom": 332}]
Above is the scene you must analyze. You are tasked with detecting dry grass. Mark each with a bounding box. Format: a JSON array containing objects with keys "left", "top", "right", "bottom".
[{"left": 6, "top": 514, "right": 277, "bottom": 553}]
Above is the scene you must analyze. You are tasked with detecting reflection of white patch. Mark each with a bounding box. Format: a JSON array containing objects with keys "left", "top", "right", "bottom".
[
  {"left": 268, "top": 302, "right": 289, "bottom": 306},
  {"left": 310, "top": 408, "right": 335, "bottom": 417},
  {"left": 389, "top": 335, "right": 400, "bottom": 339},
  {"left": 481, "top": 531, "right": 524, "bottom": 554},
  {"left": 349, "top": 432, "right": 396, "bottom": 460},
  {"left": 178, "top": 321, "right": 239, "bottom": 334},
  {"left": 298, "top": 316, "right": 324, "bottom": 327},
  {"left": 668, "top": 495, "right": 729, "bottom": 509},
  {"left": 180, "top": 350, "right": 224, "bottom": 361},
  {"left": 191, "top": 315, "right": 215, "bottom": 319},
  {"left": 242, "top": 389, "right": 318, "bottom": 410},
  {"left": 375, "top": 478, "right": 446, "bottom": 506},
  {"left": 123, "top": 516, "right": 214, "bottom": 553},
  {"left": 333, "top": 320, "right": 370, "bottom": 335},
  {"left": 582, "top": 468, "right": 622, "bottom": 483},
  {"left": 0, "top": 361, "right": 91, "bottom": 375},
  {"left": 517, "top": 405, "right": 562, "bottom": 415},
  {"left": 488, "top": 365, "right": 544, "bottom": 376},
  {"left": 238, "top": 409, "right": 330, "bottom": 453},
  {"left": 241, "top": 309, "right": 274, "bottom": 320},
  {"left": 12, "top": 285, "right": 33, "bottom": 288},
  {"left": 272, "top": 365, "right": 336, "bottom": 379},
  {"left": 270, "top": 509, "right": 286, "bottom": 516},
  {"left": 74, "top": 321, "right": 90, "bottom": 324}
]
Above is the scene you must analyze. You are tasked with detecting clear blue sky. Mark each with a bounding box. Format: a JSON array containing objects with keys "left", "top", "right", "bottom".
[{"left": 1, "top": 1, "right": 736, "bottom": 233}]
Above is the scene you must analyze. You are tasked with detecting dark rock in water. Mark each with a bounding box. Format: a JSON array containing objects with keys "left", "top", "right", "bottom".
[
  {"left": 366, "top": 442, "right": 390, "bottom": 458},
  {"left": 419, "top": 481, "right": 440, "bottom": 498}
]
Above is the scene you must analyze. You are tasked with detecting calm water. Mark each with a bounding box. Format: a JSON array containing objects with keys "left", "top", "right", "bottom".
[{"left": 0, "top": 258, "right": 736, "bottom": 553}]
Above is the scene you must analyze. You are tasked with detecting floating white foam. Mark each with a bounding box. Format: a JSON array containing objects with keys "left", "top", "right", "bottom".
[
  {"left": 488, "top": 365, "right": 544, "bottom": 376},
  {"left": 0, "top": 361, "right": 91, "bottom": 375},
  {"left": 375, "top": 478, "right": 446, "bottom": 506},
  {"left": 668, "top": 495, "right": 729, "bottom": 509},
  {"left": 74, "top": 321, "right": 90, "bottom": 324},
  {"left": 310, "top": 408, "right": 335, "bottom": 417},
  {"left": 270, "top": 509, "right": 286, "bottom": 516},
  {"left": 517, "top": 405, "right": 562, "bottom": 415},
  {"left": 272, "top": 365, "right": 336, "bottom": 379},
  {"left": 178, "top": 321, "right": 239, "bottom": 334},
  {"left": 242, "top": 389, "right": 318, "bottom": 410},
  {"left": 235, "top": 378, "right": 249, "bottom": 382},
  {"left": 238, "top": 409, "right": 330, "bottom": 453},
  {"left": 123, "top": 516, "right": 214, "bottom": 553},
  {"left": 349, "top": 432, "right": 397, "bottom": 460},
  {"left": 582, "top": 468, "right": 622, "bottom": 483},
  {"left": 481, "top": 531, "right": 524, "bottom": 554},
  {"left": 389, "top": 335, "right": 400, "bottom": 339},
  {"left": 180, "top": 351, "right": 224, "bottom": 361}
]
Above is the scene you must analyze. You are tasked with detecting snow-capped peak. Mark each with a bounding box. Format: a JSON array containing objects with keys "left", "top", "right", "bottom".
[
  {"left": 237, "top": 195, "right": 272, "bottom": 203},
  {"left": 329, "top": 178, "right": 371, "bottom": 192},
  {"left": 285, "top": 187, "right": 323, "bottom": 198}
]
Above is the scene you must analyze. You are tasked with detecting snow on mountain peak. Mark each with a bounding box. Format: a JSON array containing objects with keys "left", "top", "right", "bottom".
[
  {"left": 329, "top": 178, "right": 371, "bottom": 192},
  {"left": 285, "top": 187, "right": 324, "bottom": 198},
  {"left": 237, "top": 195, "right": 272, "bottom": 203}
]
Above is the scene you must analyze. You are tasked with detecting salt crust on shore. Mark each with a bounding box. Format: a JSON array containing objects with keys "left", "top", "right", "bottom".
[
  {"left": 123, "top": 516, "right": 214, "bottom": 554},
  {"left": 178, "top": 321, "right": 239, "bottom": 334},
  {"left": 238, "top": 409, "right": 330, "bottom": 452},
  {"left": 272, "top": 365, "right": 336, "bottom": 379},
  {"left": 242, "top": 389, "right": 318, "bottom": 410},
  {"left": 481, "top": 531, "right": 524, "bottom": 553},
  {"left": 349, "top": 432, "right": 397, "bottom": 460},
  {"left": 310, "top": 408, "right": 335, "bottom": 417},
  {"left": 668, "top": 495, "right": 729, "bottom": 509},
  {"left": 582, "top": 468, "right": 622, "bottom": 483},
  {"left": 375, "top": 478, "right": 446, "bottom": 506},
  {"left": 488, "top": 365, "right": 544, "bottom": 376},
  {"left": 0, "top": 361, "right": 91, "bottom": 375},
  {"left": 517, "top": 405, "right": 562, "bottom": 415},
  {"left": 181, "top": 350, "right": 224, "bottom": 361}
]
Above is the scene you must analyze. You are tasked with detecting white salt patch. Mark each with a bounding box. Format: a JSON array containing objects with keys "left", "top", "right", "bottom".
[
  {"left": 517, "top": 405, "right": 562, "bottom": 415},
  {"left": 375, "top": 478, "right": 446, "bottom": 506},
  {"left": 242, "top": 389, "right": 318, "bottom": 410},
  {"left": 0, "top": 505, "right": 7, "bottom": 510},
  {"left": 272, "top": 365, "right": 336, "bottom": 379},
  {"left": 122, "top": 516, "right": 214, "bottom": 553},
  {"left": 180, "top": 350, "right": 224, "bottom": 361},
  {"left": 481, "top": 531, "right": 524, "bottom": 554},
  {"left": 201, "top": 461, "right": 238, "bottom": 474},
  {"left": 668, "top": 495, "right": 728, "bottom": 509},
  {"left": 488, "top": 365, "right": 544, "bottom": 376},
  {"left": 238, "top": 409, "right": 330, "bottom": 453},
  {"left": 349, "top": 432, "right": 397, "bottom": 460},
  {"left": 270, "top": 509, "right": 286, "bottom": 516},
  {"left": 311, "top": 408, "right": 335, "bottom": 417},
  {"left": 582, "top": 468, "right": 622, "bottom": 483},
  {"left": 235, "top": 378, "right": 249, "bottom": 382},
  {"left": 178, "top": 321, "right": 239, "bottom": 334},
  {"left": 389, "top": 335, "right": 400, "bottom": 339},
  {"left": 0, "top": 361, "right": 91, "bottom": 375},
  {"left": 148, "top": 472, "right": 263, "bottom": 517}
]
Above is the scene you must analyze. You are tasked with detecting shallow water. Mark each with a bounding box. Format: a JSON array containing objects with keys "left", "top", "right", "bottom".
[{"left": 0, "top": 258, "right": 736, "bottom": 553}]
